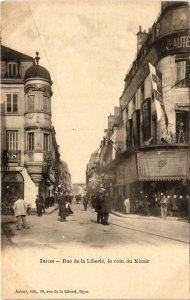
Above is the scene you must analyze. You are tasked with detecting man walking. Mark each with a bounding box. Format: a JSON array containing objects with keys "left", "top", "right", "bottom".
[{"left": 13, "top": 194, "right": 30, "bottom": 230}]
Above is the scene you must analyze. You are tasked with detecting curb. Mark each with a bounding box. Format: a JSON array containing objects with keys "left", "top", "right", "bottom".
[
  {"left": 45, "top": 205, "right": 59, "bottom": 215},
  {"left": 111, "top": 211, "right": 188, "bottom": 222}
]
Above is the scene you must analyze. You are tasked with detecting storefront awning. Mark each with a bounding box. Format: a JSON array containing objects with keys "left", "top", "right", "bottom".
[{"left": 137, "top": 150, "right": 189, "bottom": 181}]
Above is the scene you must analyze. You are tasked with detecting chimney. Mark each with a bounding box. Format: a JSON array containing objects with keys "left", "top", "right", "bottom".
[
  {"left": 108, "top": 114, "right": 115, "bottom": 131},
  {"left": 114, "top": 106, "right": 120, "bottom": 117},
  {"left": 137, "top": 25, "right": 149, "bottom": 52}
]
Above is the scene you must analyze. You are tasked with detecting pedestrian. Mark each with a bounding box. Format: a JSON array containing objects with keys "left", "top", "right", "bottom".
[
  {"left": 13, "top": 194, "right": 30, "bottom": 230},
  {"left": 144, "top": 194, "right": 151, "bottom": 216},
  {"left": 58, "top": 191, "right": 67, "bottom": 222},
  {"left": 75, "top": 195, "right": 79, "bottom": 204},
  {"left": 160, "top": 193, "right": 169, "bottom": 219},
  {"left": 41, "top": 196, "right": 46, "bottom": 214},
  {"left": 100, "top": 188, "right": 111, "bottom": 225},
  {"left": 93, "top": 193, "right": 103, "bottom": 224},
  {"left": 65, "top": 199, "right": 74, "bottom": 216},
  {"left": 35, "top": 195, "right": 45, "bottom": 216},
  {"left": 123, "top": 197, "right": 130, "bottom": 214},
  {"left": 49, "top": 195, "right": 53, "bottom": 207},
  {"left": 83, "top": 195, "right": 88, "bottom": 211}
]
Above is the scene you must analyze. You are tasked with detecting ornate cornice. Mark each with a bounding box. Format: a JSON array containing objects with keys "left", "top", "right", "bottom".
[{"left": 24, "top": 83, "right": 53, "bottom": 96}]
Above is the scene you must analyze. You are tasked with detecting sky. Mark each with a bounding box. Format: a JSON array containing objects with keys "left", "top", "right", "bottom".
[{"left": 1, "top": 0, "right": 160, "bottom": 183}]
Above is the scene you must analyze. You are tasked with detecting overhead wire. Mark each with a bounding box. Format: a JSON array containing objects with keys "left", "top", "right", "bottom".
[{"left": 26, "top": 1, "right": 65, "bottom": 107}]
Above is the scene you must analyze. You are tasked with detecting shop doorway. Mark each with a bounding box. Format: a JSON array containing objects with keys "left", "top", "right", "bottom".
[{"left": 1, "top": 172, "right": 24, "bottom": 214}]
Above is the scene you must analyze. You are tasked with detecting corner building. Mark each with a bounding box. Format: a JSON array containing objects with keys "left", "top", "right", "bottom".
[
  {"left": 1, "top": 46, "right": 62, "bottom": 210},
  {"left": 116, "top": 1, "right": 189, "bottom": 215}
]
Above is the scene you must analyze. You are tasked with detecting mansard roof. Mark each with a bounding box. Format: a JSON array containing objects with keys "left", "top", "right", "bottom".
[{"left": 1, "top": 45, "right": 35, "bottom": 62}]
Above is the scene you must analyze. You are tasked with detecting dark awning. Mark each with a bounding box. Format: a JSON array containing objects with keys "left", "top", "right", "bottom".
[{"left": 137, "top": 150, "right": 189, "bottom": 181}]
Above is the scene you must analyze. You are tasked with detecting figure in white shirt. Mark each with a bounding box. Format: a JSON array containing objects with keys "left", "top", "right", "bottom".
[{"left": 123, "top": 197, "right": 130, "bottom": 214}]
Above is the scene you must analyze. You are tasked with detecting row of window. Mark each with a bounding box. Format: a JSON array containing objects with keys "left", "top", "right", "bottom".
[
  {"left": 4, "top": 94, "right": 51, "bottom": 113},
  {"left": 125, "top": 108, "right": 189, "bottom": 147},
  {"left": 27, "top": 95, "right": 50, "bottom": 112},
  {"left": 6, "top": 130, "right": 51, "bottom": 151}
]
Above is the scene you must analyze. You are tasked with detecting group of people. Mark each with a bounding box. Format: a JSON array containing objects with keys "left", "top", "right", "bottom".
[
  {"left": 92, "top": 187, "right": 112, "bottom": 225},
  {"left": 13, "top": 186, "right": 183, "bottom": 231}
]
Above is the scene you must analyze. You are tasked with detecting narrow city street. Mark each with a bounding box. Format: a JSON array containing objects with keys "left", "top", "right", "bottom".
[
  {"left": 2, "top": 203, "right": 188, "bottom": 249},
  {"left": 2, "top": 204, "right": 189, "bottom": 299}
]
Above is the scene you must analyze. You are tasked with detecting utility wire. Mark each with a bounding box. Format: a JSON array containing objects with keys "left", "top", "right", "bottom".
[{"left": 26, "top": 1, "right": 65, "bottom": 106}]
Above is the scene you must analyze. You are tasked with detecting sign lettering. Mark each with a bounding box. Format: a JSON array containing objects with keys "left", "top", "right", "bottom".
[{"left": 156, "top": 33, "right": 190, "bottom": 57}]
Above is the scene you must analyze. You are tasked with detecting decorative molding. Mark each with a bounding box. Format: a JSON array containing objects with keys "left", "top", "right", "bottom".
[{"left": 24, "top": 83, "right": 52, "bottom": 96}]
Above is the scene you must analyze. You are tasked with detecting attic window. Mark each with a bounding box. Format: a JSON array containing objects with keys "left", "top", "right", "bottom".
[{"left": 8, "top": 62, "right": 18, "bottom": 77}]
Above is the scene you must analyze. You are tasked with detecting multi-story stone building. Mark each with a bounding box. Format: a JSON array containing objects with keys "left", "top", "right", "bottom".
[
  {"left": 87, "top": 1, "right": 189, "bottom": 217},
  {"left": 1, "top": 45, "right": 68, "bottom": 210}
]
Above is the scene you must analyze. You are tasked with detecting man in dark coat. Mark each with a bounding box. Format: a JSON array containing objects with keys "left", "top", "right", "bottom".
[
  {"left": 93, "top": 193, "right": 103, "bottom": 224},
  {"left": 58, "top": 191, "right": 67, "bottom": 222},
  {"left": 36, "top": 195, "right": 45, "bottom": 216},
  {"left": 100, "top": 188, "right": 112, "bottom": 225},
  {"left": 83, "top": 194, "right": 88, "bottom": 211}
]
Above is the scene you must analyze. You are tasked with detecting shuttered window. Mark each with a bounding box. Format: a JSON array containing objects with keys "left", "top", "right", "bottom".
[
  {"left": 28, "top": 95, "right": 35, "bottom": 112},
  {"left": 126, "top": 119, "right": 133, "bottom": 148},
  {"left": 43, "top": 133, "right": 50, "bottom": 151},
  {"left": 175, "top": 59, "right": 190, "bottom": 88},
  {"left": 6, "top": 94, "right": 18, "bottom": 113},
  {"left": 27, "top": 133, "right": 35, "bottom": 150},
  {"left": 43, "top": 96, "right": 49, "bottom": 112},
  {"left": 6, "top": 131, "right": 18, "bottom": 151},
  {"left": 142, "top": 98, "right": 151, "bottom": 141}
]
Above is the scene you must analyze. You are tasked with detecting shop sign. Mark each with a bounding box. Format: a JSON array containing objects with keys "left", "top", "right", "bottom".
[{"left": 156, "top": 33, "right": 190, "bottom": 57}]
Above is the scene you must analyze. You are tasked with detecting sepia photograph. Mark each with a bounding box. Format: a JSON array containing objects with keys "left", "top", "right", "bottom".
[{"left": 1, "top": 1, "right": 189, "bottom": 299}]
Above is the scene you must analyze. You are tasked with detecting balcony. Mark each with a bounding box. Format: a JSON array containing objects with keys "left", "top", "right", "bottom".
[{"left": 1, "top": 150, "right": 21, "bottom": 164}]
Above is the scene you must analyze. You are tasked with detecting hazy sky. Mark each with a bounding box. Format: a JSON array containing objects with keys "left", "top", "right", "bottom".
[{"left": 1, "top": 0, "right": 160, "bottom": 183}]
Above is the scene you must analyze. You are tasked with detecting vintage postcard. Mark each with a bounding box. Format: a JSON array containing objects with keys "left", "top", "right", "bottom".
[{"left": 1, "top": 1, "right": 189, "bottom": 299}]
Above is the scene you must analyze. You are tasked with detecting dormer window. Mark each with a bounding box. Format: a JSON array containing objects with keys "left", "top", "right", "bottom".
[{"left": 7, "top": 62, "right": 18, "bottom": 77}]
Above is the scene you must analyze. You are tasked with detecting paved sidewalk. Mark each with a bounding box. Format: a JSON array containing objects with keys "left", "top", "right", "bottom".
[
  {"left": 111, "top": 210, "right": 187, "bottom": 222},
  {"left": 110, "top": 210, "right": 189, "bottom": 243}
]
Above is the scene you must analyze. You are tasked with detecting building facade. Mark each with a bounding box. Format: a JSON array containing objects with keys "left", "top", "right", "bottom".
[
  {"left": 1, "top": 45, "right": 70, "bottom": 210},
  {"left": 86, "top": 1, "right": 189, "bottom": 217}
]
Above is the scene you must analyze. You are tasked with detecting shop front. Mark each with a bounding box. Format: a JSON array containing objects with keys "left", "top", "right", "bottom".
[
  {"left": 137, "top": 149, "right": 189, "bottom": 217},
  {"left": 1, "top": 172, "right": 24, "bottom": 214}
]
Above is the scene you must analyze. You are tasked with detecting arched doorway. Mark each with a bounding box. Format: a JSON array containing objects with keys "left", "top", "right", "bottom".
[{"left": 2, "top": 172, "right": 24, "bottom": 208}]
